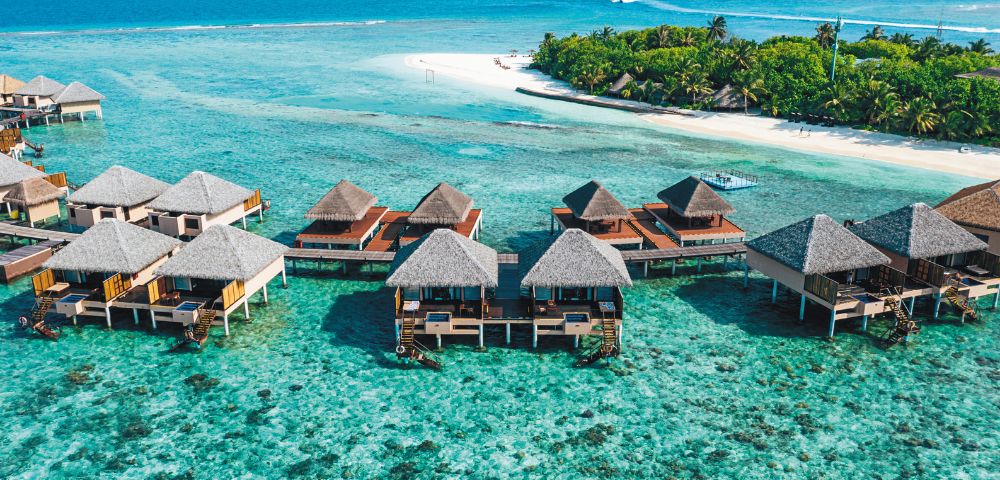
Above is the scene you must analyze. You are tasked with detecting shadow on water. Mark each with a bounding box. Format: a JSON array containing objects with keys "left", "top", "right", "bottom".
[{"left": 323, "top": 287, "right": 402, "bottom": 369}]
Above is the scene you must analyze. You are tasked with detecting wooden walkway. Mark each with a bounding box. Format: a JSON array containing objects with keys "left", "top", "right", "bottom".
[
  {"left": 364, "top": 210, "right": 409, "bottom": 252},
  {"left": 0, "top": 222, "right": 80, "bottom": 242},
  {"left": 0, "top": 239, "right": 63, "bottom": 281},
  {"left": 627, "top": 209, "right": 679, "bottom": 250},
  {"left": 620, "top": 242, "right": 746, "bottom": 262}
]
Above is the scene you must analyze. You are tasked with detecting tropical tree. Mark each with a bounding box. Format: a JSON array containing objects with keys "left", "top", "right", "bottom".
[
  {"left": 820, "top": 83, "right": 852, "bottom": 121},
  {"left": 855, "top": 79, "right": 899, "bottom": 127},
  {"left": 968, "top": 38, "right": 994, "bottom": 54},
  {"left": 599, "top": 26, "right": 616, "bottom": 41},
  {"left": 574, "top": 65, "right": 607, "bottom": 94},
  {"left": 913, "top": 36, "right": 942, "bottom": 61},
  {"left": 707, "top": 16, "right": 728, "bottom": 43},
  {"left": 734, "top": 77, "right": 767, "bottom": 114},
  {"left": 815, "top": 22, "right": 836, "bottom": 49},
  {"left": 937, "top": 110, "right": 969, "bottom": 140},
  {"left": 889, "top": 32, "right": 915, "bottom": 47},
  {"left": 621, "top": 79, "right": 639, "bottom": 100},
  {"left": 726, "top": 39, "right": 757, "bottom": 71},
  {"left": 655, "top": 25, "right": 671, "bottom": 48},
  {"left": 678, "top": 31, "right": 698, "bottom": 47},
  {"left": 862, "top": 25, "right": 886, "bottom": 41},
  {"left": 682, "top": 73, "right": 714, "bottom": 105},
  {"left": 900, "top": 97, "right": 940, "bottom": 135}
]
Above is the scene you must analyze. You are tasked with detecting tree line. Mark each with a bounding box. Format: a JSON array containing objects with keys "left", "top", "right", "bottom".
[{"left": 531, "top": 18, "right": 1000, "bottom": 145}]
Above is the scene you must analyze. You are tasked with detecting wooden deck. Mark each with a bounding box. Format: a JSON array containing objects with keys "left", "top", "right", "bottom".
[
  {"left": 364, "top": 210, "right": 409, "bottom": 252},
  {"left": 0, "top": 222, "right": 80, "bottom": 242},
  {"left": 643, "top": 203, "right": 745, "bottom": 243},
  {"left": 0, "top": 240, "right": 63, "bottom": 281},
  {"left": 627, "top": 209, "right": 679, "bottom": 250},
  {"left": 296, "top": 206, "right": 388, "bottom": 247},
  {"left": 399, "top": 209, "right": 483, "bottom": 246},
  {"left": 620, "top": 242, "right": 746, "bottom": 262},
  {"left": 551, "top": 208, "right": 643, "bottom": 246}
]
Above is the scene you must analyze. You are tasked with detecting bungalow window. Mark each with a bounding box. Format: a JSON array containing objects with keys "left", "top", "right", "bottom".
[
  {"left": 69, "top": 209, "right": 76, "bottom": 218},
  {"left": 424, "top": 287, "right": 452, "bottom": 301},
  {"left": 100, "top": 210, "right": 114, "bottom": 219},
  {"left": 463, "top": 287, "right": 481, "bottom": 301},
  {"left": 184, "top": 218, "right": 200, "bottom": 230},
  {"left": 595, "top": 287, "right": 613, "bottom": 301},
  {"left": 403, "top": 288, "right": 420, "bottom": 301},
  {"left": 64, "top": 270, "right": 83, "bottom": 284},
  {"left": 150, "top": 215, "right": 159, "bottom": 227},
  {"left": 560, "top": 287, "right": 588, "bottom": 301},
  {"left": 534, "top": 287, "right": 552, "bottom": 301},
  {"left": 173, "top": 277, "right": 192, "bottom": 291}
]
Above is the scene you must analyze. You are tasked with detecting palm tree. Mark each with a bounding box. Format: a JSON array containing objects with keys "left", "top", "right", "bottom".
[
  {"left": 678, "top": 31, "right": 697, "bottom": 47},
  {"left": 543, "top": 32, "right": 555, "bottom": 46},
  {"left": 962, "top": 111, "right": 992, "bottom": 139},
  {"left": 599, "top": 26, "right": 615, "bottom": 41},
  {"left": 655, "top": 25, "right": 671, "bottom": 48},
  {"left": 937, "top": 110, "right": 969, "bottom": 141},
  {"left": 815, "top": 22, "right": 836, "bottom": 49},
  {"left": 707, "top": 16, "right": 728, "bottom": 43},
  {"left": 821, "top": 83, "right": 852, "bottom": 121},
  {"left": 889, "top": 33, "right": 915, "bottom": 47},
  {"left": 734, "top": 78, "right": 766, "bottom": 114},
  {"left": 914, "top": 36, "right": 942, "bottom": 61},
  {"left": 968, "top": 38, "right": 994, "bottom": 54},
  {"left": 900, "top": 97, "right": 940, "bottom": 135},
  {"left": 683, "top": 73, "right": 714, "bottom": 105},
  {"left": 856, "top": 79, "right": 899, "bottom": 127},
  {"left": 621, "top": 80, "right": 639, "bottom": 100},
  {"left": 574, "top": 66, "right": 606, "bottom": 94},
  {"left": 862, "top": 25, "right": 886, "bottom": 41},
  {"left": 727, "top": 39, "right": 757, "bottom": 71}
]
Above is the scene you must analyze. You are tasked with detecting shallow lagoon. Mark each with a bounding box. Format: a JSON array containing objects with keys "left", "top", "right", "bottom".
[{"left": 1, "top": 14, "right": 998, "bottom": 480}]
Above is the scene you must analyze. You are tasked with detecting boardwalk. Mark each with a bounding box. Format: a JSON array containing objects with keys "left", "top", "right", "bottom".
[
  {"left": 0, "top": 239, "right": 63, "bottom": 281},
  {"left": 364, "top": 211, "right": 409, "bottom": 252},
  {"left": 0, "top": 222, "right": 80, "bottom": 242},
  {"left": 627, "top": 209, "right": 679, "bottom": 250}
]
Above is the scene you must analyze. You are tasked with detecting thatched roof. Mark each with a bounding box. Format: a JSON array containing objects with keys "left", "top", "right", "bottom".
[
  {"left": 51, "top": 81, "right": 105, "bottom": 104},
  {"left": 935, "top": 179, "right": 1000, "bottom": 232},
  {"left": 747, "top": 214, "right": 889, "bottom": 275},
  {"left": 562, "top": 180, "right": 629, "bottom": 221},
  {"left": 0, "top": 75, "right": 25, "bottom": 95},
  {"left": 148, "top": 171, "right": 253, "bottom": 215},
  {"left": 850, "top": 203, "right": 987, "bottom": 259},
  {"left": 607, "top": 73, "right": 634, "bottom": 95},
  {"left": 305, "top": 180, "right": 377, "bottom": 222},
  {"left": 408, "top": 183, "right": 473, "bottom": 225},
  {"left": 44, "top": 219, "right": 181, "bottom": 275},
  {"left": 67, "top": 165, "right": 169, "bottom": 207},
  {"left": 0, "top": 153, "right": 45, "bottom": 187},
  {"left": 658, "top": 176, "right": 735, "bottom": 218},
  {"left": 520, "top": 229, "right": 632, "bottom": 288},
  {"left": 14, "top": 76, "right": 65, "bottom": 97},
  {"left": 386, "top": 229, "right": 498, "bottom": 288},
  {"left": 155, "top": 225, "right": 289, "bottom": 282},
  {"left": 3, "top": 177, "right": 64, "bottom": 206},
  {"left": 955, "top": 67, "right": 1000, "bottom": 81},
  {"left": 710, "top": 84, "right": 746, "bottom": 110}
]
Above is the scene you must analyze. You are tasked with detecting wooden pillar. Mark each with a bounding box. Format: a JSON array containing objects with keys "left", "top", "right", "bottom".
[
  {"left": 827, "top": 309, "right": 836, "bottom": 337},
  {"left": 771, "top": 280, "right": 778, "bottom": 304},
  {"left": 799, "top": 294, "right": 806, "bottom": 321},
  {"left": 861, "top": 315, "right": 869, "bottom": 332},
  {"left": 223, "top": 313, "right": 230, "bottom": 336}
]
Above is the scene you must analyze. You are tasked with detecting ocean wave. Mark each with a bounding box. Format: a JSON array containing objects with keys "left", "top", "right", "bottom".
[
  {"left": 0, "top": 20, "right": 387, "bottom": 37},
  {"left": 639, "top": 1, "right": 1000, "bottom": 34}
]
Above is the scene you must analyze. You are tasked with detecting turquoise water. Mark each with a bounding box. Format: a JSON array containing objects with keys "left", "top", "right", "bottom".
[{"left": 2, "top": 3, "right": 1000, "bottom": 479}]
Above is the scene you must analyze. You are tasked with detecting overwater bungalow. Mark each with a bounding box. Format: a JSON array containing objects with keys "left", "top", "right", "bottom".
[
  {"left": 850, "top": 203, "right": 998, "bottom": 318},
  {"left": 935, "top": 179, "right": 1000, "bottom": 255},
  {"left": 34, "top": 219, "right": 182, "bottom": 327},
  {"left": 645, "top": 176, "right": 745, "bottom": 246},
  {"left": 387, "top": 228, "right": 499, "bottom": 351},
  {"left": 399, "top": 182, "right": 482, "bottom": 246},
  {"left": 551, "top": 180, "right": 643, "bottom": 248},
  {"left": 146, "top": 171, "right": 263, "bottom": 238},
  {"left": 0, "top": 74, "right": 25, "bottom": 105},
  {"left": 136, "top": 225, "right": 288, "bottom": 336},
  {"left": 66, "top": 165, "right": 170, "bottom": 228},
  {"left": 0, "top": 153, "right": 46, "bottom": 214},
  {"left": 520, "top": 228, "right": 632, "bottom": 352},
  {"left": 296, "top": 180, "right": 388, "bottom": 250},
  {"left": 3, "top": 177, "right": 64, "bottom": 227},
  {"left": 12, "top": 76, "right": 65, "bottom": 111},
  {"left": 49, "top": 82, "right": 105, "bottom": 121}
]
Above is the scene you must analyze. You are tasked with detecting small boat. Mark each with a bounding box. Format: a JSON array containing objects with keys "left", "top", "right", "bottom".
[{"left": 700, "top": 170, "right": 758, "bottom": 190}]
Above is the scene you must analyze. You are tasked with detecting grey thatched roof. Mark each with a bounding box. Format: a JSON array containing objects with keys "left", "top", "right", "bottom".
[
  {"left": 148, "top": 171, "right": 253, "bottom": 215},
  {"left": 0, "top": 154, "right": 46, "bottom": 187},
  {"left": 44, "top": 219, "right": 181, "bottom": 274},
  {"left": 67, "top": 165, "right": 169, "bottom": 207},
  {"left": 607, "top": 73, "right": 634, "bottom": 95},
  {"left": 657, "top": 176, "right": 735, "bottom": 218},
  {"left": 408, "top": 183, "right": 473, "bottom": 225},
  {"left": 955, "top": 67, "right": 1000, "bottom": 80},
  {"left": 747, "top": 214, "right": 889, "bottom": 275},
  {"left": 562, "top": 180, "right": 629, "bottom": 221},
  {"left": 14, "top": 76, "right": 65, "bottom": 97},
  {"left": 155, "top": 225, "right": 288, "bottom": 282},
  {"left": 51, "top": 81, "right": 105, "bottom": 104},
  {"left": 305, "top": 180, "right": 377, "bottom": 222},
  {"left": 935, "top": 179, "right": 1000, "bottom": 232},
  {"left": 520, "top": 229, "right": 632, "bottom": 288},
  {"left": 711, "top": 84, "right": 747, "bottom": 109},
  {"left": 386, "top": 229, "right": 498, "bottom": 288},
  {"left": 3, "top": 177, "right": 64, "bottom": 206},
  {"left": 850, "top": 203, "right": 988, "bottom": 259},
  {"left": 0, "top": 75, "right": 25, "bottom": 95}
]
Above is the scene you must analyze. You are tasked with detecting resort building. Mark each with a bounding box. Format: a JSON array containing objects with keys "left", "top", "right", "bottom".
[
  {"left": 387, "top": 228, "right": 499, "bottom": 352},
  {"left": 147, "top": 171, "right": 263, "bottom": 238},
  {"left": 35, "top": 219, "right": 182, "bottom": 327},
  {"left": 520, "top": 228, "right": 632, "bottom": 352},
  {"left": 144, "top": 225, "right": 288, "bottom": 336},
  {"left": 0, "top": 153, "right": 46, "bottom": 214},
  {"left": 12, "top": 76, "right": 65, "bottom": 111},
  {"left": 0, "top": 74, "right": 25, "bottom": 105},
  {"left": 551, "top": 180, "right": 643, "bottom": 248},
  {"left": 399, "top": 182, "right": 482, "bottom": 246},
  {"left": 49, "top": 82, "right": 105, "bottom": 121},
  {"left": 745, "top": 214, "right": 892, "bottom": 336},
  {"left": 850, "top": 203, "right": 997, "bottom": 318},
  {"left": 66, "top": 165, "right": 169, "bottom": 228},
  {"left": 296, "top": 180, "right": 387, "bottom": 250},
  {"left": 645, "top": 176, "right": 745, "bottom": 246},
  {"left": 935, "top": 179, "right": 1000, "bottom": 255},
  {"left": 3, "top": 177, "right": 64, "bottom": 227}
]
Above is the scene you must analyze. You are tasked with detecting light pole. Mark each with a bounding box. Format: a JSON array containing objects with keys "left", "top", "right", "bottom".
[{"left": 830, "top": 16, "right": 844, "bottom": 81}]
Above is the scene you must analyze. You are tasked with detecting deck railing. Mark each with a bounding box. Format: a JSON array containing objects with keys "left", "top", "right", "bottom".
[
  {"left": 0, "top": 128, "right": 21, "bottom": 153},
  {"left": 872, "top": 264, "right": 907, "bottom": 291},
  {"left": 908, "top": 258, "right": 946, "bottom": 287},
  {"left": 45, "top": 172, "right": 68, "bottom": 188},
  {"left": 32, "top": 268, "right": 54, "bottom": 296},
  {"left": 31, "top": 164, "right": 45, "bottom": 173},
  {"left": 244, "top": 190, "right": 262, "bottom": 212},
  {"left": 146, "top": 278, "right": 162, "bottom": 304},
  {"left": 222, "top": 280, "right": 246, "bottom": 310},
  {"left": 101, "top": 273, "right": 132, "bottom": 303},
  {"left": 804, "top": 273, "right": 839, "bottom": 305},
  {"left": 969, "top": 250, "right": 1000, "bottom": 277}
]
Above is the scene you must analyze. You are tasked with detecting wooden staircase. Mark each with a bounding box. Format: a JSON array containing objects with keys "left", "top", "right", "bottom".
[
  {"left": 174, "top": 308, "right": 216, "bottom": 350},
  {"left": 882, "top": 292, "right": 919, "bottom": 347},
  {"left": 944, "top": 286, "right": 977, "bottom": 321},
  {"left": 575, "top": 317, "right": 620, "bottom": 367},
  {"left": 27, "top": 295, "right": 60, "bottom": 340},
  {"left": 396, "top": 315, "right": 441, "bottom": 370}
]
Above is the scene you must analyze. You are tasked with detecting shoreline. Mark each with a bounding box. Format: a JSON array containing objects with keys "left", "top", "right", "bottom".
[{"left": 404, "top": 53, "right": 1000, "bottom": 180}]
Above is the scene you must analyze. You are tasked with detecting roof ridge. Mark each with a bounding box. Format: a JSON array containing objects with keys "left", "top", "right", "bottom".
[{"left": 222, "top": 227, "right": 253, "bottom": 280}]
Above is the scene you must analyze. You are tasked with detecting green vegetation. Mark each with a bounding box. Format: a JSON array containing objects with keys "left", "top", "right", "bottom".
[{"left": 532, "top": 19, "right": 1000, "bottom": 145}]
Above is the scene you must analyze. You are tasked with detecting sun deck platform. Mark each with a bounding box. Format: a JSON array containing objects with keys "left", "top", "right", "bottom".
[
  {"left": 296, "top": 206, "right": 388, "bottom": 248},
  {"left": 643, "top": 203, "right": 745, "bottom": 245},
  {"left": 399, "top": 209, "right": 483, "bottom": 246},
  {"left": 551, "top": 208, "right": 643, "bottom": 246}
]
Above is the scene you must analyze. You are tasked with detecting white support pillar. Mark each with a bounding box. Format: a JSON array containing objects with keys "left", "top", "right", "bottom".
[
  {"left": 105, "top": 307, "right": 112, "bottom": 328},
  {"left": 573, "top": 335, "right": 579, "bottom": 349},
  {"left": 132, "top": 308, "right": 139, "bottom": 325},
  {"left": 258, "top": 208, "right": 263, "bottom": 222},
  {"left": 223, "top": 313, "right": 230, "bottom": 336},
  {"left": 532, "top": 324, "right": 537, "bottom": 348},
  {"left": 799, "top": 294, "right": 806, "bottom": 321},
  {"left": 696, "top": 258, "right": 702, "bottom": 273},
  {"left": 262, "top": 284, "right": 268, "bottom": 305},
  {"left": 861, "top": 315, "right": 869, "bottom": 332},
  {"left": 505, "top": 323, "right": 511, "bottom": 345},
  {"left": 994, "top": 289, "right": 999, "bottom": 309},
  {"left": 618, "top": 323, "right": 623, "bottom": 350},
  {"left": 827, "top": 309, "right": 836, "bottom": 337},
  {"left": 241, "top": 216, "right": 248, "bottom": 230},
  {"left": 149, "top": 310, "right": 157, "bottom": 329},
  {"left": 671, "top": 261, "right": 677, "bottom": 276},
  {"left": 933, "top": 294, "right": 942, "bottom": 319},
  {"left": 72, "top": 315, "right": 77, "bottom": 326},
  {"left": 281, "top": 266, "right": 287, "bottom": 288},
  {"left": 478, "top": 325, "right": 484, "bottom": 348},
  {"left": 243, "top": 301, "right": 250, "bottom": 320},
  {"left": 643, "top": 262, "right": 648, "bottom": 277},
  {"left": 743, "top": 264, "right": 749, "bottom": 288},
  {"left": 908, "top": 296, "right": 915, "bottom": 314},
  {"left": 436, "top": 334, "right": 442, "bottom": 349},
  {"left": 771, "top": 280, "right": 778, "bottom": 304}
]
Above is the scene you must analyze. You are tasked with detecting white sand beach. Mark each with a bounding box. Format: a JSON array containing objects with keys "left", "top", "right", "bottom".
[{"left": 405, "top": 53, "right": 1000, "bottom": 179}]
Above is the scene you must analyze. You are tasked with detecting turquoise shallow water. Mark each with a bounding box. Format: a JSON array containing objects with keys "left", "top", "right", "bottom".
[{"left": 2, "top": 5, "right": 999, "bottom": 479}]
